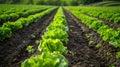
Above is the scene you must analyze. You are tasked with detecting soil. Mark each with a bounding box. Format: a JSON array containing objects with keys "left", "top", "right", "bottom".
[
  {"left": 0, "top": 9, "right": 57, "bottom": 67},
  {"left": 82, "top": 13, "right": 120, "bottom": 30},
  {"left": 0, "top": 8, "right": 120, "bottom": 67},
  {"left": 64, "top": 9, "right": 120, "bottom": 67}
]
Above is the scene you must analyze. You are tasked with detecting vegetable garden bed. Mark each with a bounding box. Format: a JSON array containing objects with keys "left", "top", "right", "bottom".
[{"left": 0, "top": 5, "right": 120, "bottom": 67}]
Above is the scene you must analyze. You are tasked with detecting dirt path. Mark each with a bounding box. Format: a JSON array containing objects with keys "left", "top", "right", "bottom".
[
  {"left": 0, "top": 9, "right": 57, "bottom": 67},
  {"left": 64, "top": 9, "right": 101, "bottom": 67}
]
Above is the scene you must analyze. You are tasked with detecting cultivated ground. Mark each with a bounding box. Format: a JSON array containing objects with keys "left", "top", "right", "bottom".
[{"left": 0, "top": 8, "right": 120, "bottom": 67}]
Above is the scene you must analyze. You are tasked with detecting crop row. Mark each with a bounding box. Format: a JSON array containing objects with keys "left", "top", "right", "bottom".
[
  {"left": 0, "top": 6, "right": 50, "bottom": 23},
  {"left": 21, "top": 7, "right": 69, "bottom": 67},
  {"left": 68, "top": 7, "right": 120, "bottom": 23},
  {"left": 0, "top": 7, "right": 56, "bottom": 41},
  {"left": 0, "top": 5, "right": 50, "bottom": 15},
  {"left": 66, "top": 8, "right": 120, "bottom": 48},
  {"left": 0, "top": 4, "right": 29, "bottom": 15}
]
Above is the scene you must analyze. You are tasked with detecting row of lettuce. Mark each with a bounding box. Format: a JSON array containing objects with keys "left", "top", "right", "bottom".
[
  {"left": 0, "top": 5, "right": 51, "bottom": 23},
  {"left": 0, "top": 4, "right": 29, "bottom": 15},
  {"left": 0, "top": 7, "right": 57, "bottom": 41},
  {"left": 67, "top": 7, "right": 120, "bottom": 23},
  {"left": 21, "top": 7, "right": 69, "bottom": 67},
  {"left": 0, "top": 4, "right": 51, "bottom": 15},
  {"left": 66, "top": 7, "right": 120, "bottom": 48}
]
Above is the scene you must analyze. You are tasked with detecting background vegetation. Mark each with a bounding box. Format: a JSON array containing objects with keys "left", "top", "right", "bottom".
[{"left": 0, "top": 0, "right": 120, "bottom": 5}]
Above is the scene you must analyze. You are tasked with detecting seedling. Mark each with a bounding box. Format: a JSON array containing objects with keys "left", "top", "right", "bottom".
[
  {"left": 116, "top": 51, "right": 120, "bottom": 59},
  {"left": 26, "top": 45, "right": 35, "bottom": 53},
  {"left": 70, "top": 29, "right": 72, "bottom": 32},
  {"left": 109, "top": 64, "right": 115, "bottom": 67},
  {"left": 96, "top": 43, "right": 102, "bottom": 48},
  {"left": 85, "top": 34, "right": 90, "bottom": 38},
  {"left": 89, "top": 40, "right": 94, "bottom": 45},
  {"left": 31, "top": 34, "right": 36, "bottom": 38},
  {"left": 35, "top": 40, "right": 41, "bottom": 45},
  {"left": 106, "top": 52, "right": 112, "bottom": 57},
  {"left": 69, "top": 51, "right": 76, "bottom": 56}
]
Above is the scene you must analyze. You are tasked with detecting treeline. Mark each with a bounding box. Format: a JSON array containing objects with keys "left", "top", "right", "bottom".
[{"left": 0, "top": 0, "right": 120, "bottom": 5}]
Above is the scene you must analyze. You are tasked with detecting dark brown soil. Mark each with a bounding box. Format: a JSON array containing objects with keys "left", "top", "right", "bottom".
[
  {"left": 0, "top": 9, "right": 57, "bottom": 67},
  {"left": 64, "top": 9, "right": 101, "bottom": 67},
  {"left": 64, "top": 9, "right": 120, "bottom": 67},
  {"left": 82, "top": 13, "right": 120, "bottom": 30}
]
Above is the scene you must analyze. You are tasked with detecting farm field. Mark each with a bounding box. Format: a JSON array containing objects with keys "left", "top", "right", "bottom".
[{"left": 0, "top": 3, "right": 120, "bottom": 67}]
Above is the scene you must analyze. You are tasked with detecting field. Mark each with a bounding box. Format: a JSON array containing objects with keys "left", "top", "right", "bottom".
[
  {"left": 0, "top": 4, "right": 120, "bottom": 67},
  {"left": 89, "top": 1, "right": 120, "bottom": 6}
]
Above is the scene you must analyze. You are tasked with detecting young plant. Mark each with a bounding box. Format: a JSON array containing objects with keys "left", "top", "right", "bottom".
[
  {"left": 89, "top": 40, "right": 94, "bottom": 45},
  {"left": 116, "top": 51, "right": 120, "bottom": 59},
  {"left": 109, "top": 64, "right": 115, "bottom": 67},
  {"left": 106, "top": 52, "right": 112, "bottom": 57},
  {"left": 31, "top": 34, "right": 36, "bottom": 39},
  {"left": 96, "top": 43, "right": 102, "bottom": 48},
  {"left": 26, "top": 45, "right": 35, "bottom": 53},
  {"left": 35, "top": 40, "right": 41, "bottom": 45}
]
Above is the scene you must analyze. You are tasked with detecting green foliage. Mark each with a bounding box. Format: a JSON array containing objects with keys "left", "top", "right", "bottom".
[
  {"left": 0, "top": 27, "right": 12, "bottom": 41},
  {"left": 9, "top": 13, "right": 19, "bottom": 19},
  {"left": 35, "top": 40, "right": 41, "bottom": 45},
  {"left": 26, "top": 45, "right": 35, "bottom": 53},
  {"left": 42, "top": 8, "right": 68, "bottom": 43},
  {"left": 21, "top": 7, "right": 68, "bottom": 67},
  {"left": 67, "top": 7, "right": 120, "bottom": 48},
  {"left": 42, "top": 29, "right": 68, "bottom": 42},
  {"left": 0, "top": 7, "right": 56, "bottom": 41},
  {"left": 21, "top": 52, "right": 68, "bottom": 67},
  {"left": 106, "top": 52, "right": 112, "bottom": 57},
  {"left": 3, "top": 0, "right": 119, "bottom": 5},
  {"left": 3, "top": 22, "right": 23, "bottom": 31},
  {"left": 73, "top": 6, "right": 120, "bottom": 23},
  {"left": 96, "top": 43, "right": 102, "bottom": 48},
  {"left": 39, "top": 39, "right": 67, "bottom": 54},
  {"left": 85, "top": 34, "right": 90, "bottom": 38},
  {"left": 31, "top": 34, "right": 36, "bottom": 39},
  {"left": 88, "top": 40, "right": 94, "bottom": 45},
  {"left": 116, "top": 51, "right": 120, "bottom": 59},
  {"left": 109, "top": 64, "right": 115, "bottom": 67},
  {"left": 0, "top": 5, "right": 49, "bottom": 23},
  {"left": 47, "top": 22, "right": 68, "bottom": 32},
  {"left": 0, "top": 14, "right": 10, "bottom": 22}
]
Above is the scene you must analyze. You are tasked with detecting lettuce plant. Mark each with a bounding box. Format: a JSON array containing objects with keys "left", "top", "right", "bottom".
[
  {"left": 42, "top": 29, "right": 68, "bottom": 42},
  {"left": 21, "top": 52, "right": 68, "bottom": 67},
  {"left": 39, "top": 39, "right": 68, "bottom": 54}
]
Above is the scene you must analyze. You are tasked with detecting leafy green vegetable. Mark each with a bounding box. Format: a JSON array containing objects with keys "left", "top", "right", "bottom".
[
  {"left": 0, "top": 27, "right": 12, "bottom": 41},
  {"left": 42, "top": 28, "right": 68, "bottom": 42},
  {"left": 21, "top": 7, "right": 68, "bottom": 67},
  {"left": 47, "top": 23, "right": 68, "bottom": 32},
  {"left": 21, "top": 52, "right": 68, "bottom": 67},
  {"left": 39, "top": 39, "right": 67, "bottom": 54}
]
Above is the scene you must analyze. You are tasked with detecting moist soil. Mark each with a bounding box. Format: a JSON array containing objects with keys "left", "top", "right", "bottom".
[
  {"left": 64, "top": 9, "right": 120, "bottom": 67},
  {"left": 0, "top": 8, "right": 120, "bottom": 67},
  {"left": 0, "top": 9, "right": 57, "bottom": 67}
]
